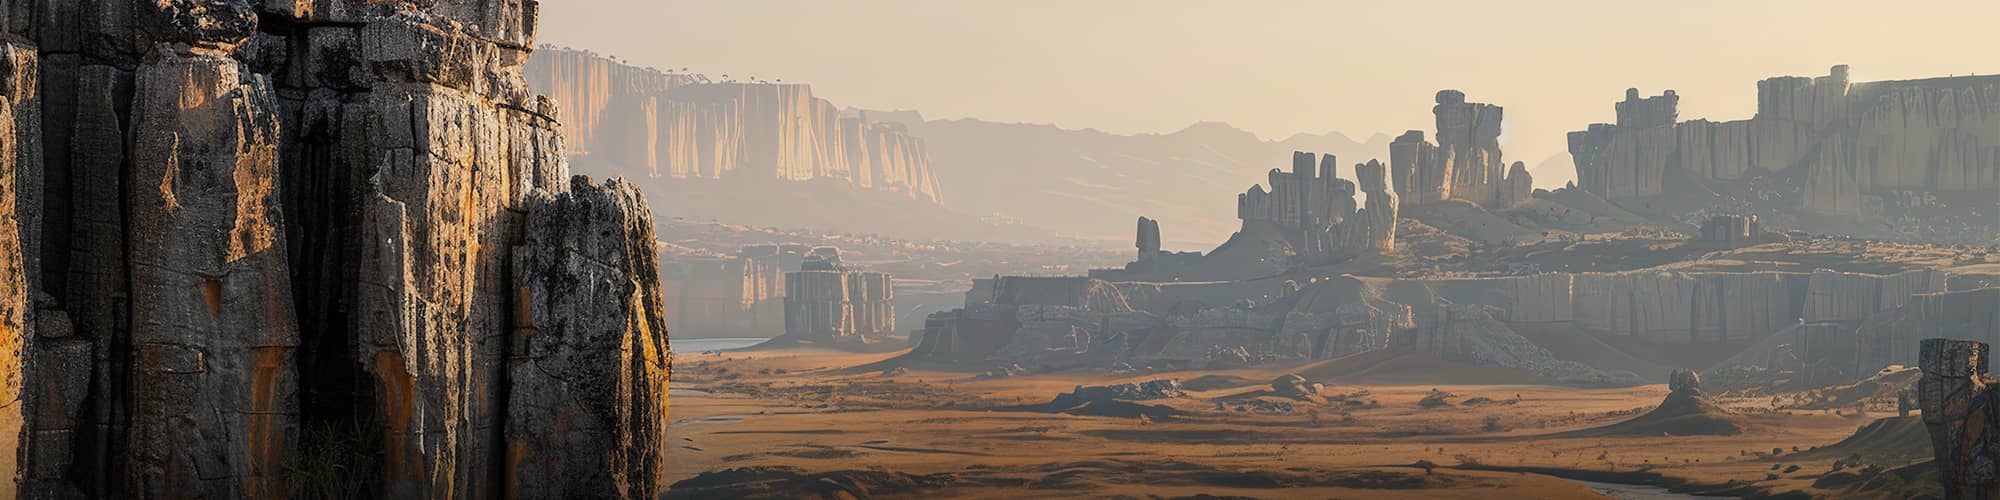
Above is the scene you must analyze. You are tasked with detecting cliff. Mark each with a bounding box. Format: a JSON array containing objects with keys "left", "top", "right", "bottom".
[
  {"left": 0, "top": 1, "right": 672, "bottom": 497},
  {"left": 524, "top": 48, "right": 943, "bottom": 204},
  {"left": 1570, "top": 66, "right": 2000, "bottom": 238}
]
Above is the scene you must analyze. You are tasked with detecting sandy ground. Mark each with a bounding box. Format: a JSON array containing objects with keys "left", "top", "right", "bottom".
[{"left": 666, "top": 348, "right": 1914, "bottom": 499}]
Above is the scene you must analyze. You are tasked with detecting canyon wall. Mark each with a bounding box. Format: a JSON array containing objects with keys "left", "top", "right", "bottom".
[
  {"left": 1571, "top": 66, "right": 2000, "bottom": 218},
  {"left": 524, "top": 48, "right": 943, "bottom": 204},
  {"left": 0, "top": 0, "right": 672, "bottom": 497}
]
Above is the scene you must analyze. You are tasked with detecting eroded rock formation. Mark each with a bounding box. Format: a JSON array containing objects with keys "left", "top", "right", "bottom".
[
  {"left": 1228, "top": 152, "right": 1397, "bottom": 266},
  {"left": 524, "top": 47, "right": 943, "bottom": 203},
  {"left": 1392, "top": 91, "right": 1533, "bottom": 209},
  {"left": 0, "top": 0, "right": 674, "bottom": 497}
]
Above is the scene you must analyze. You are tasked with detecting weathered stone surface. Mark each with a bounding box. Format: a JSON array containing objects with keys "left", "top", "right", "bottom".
[
  {"left": 0, "top": 0, "right": 675, "bottom": 497},
  {"left": 508, "top": 177, "right": 671, "bottom": 499},
  {"left": 0, "top": 36, "right": 28, "bottom": 500},
  {"left": 1917, "top": 339, "right": 2000, "bottom": 499},
  {"left": 124, "top": 45, "right": 295, "bottom": 497}
]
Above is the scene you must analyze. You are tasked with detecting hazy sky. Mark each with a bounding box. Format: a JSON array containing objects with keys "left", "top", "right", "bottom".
[{"left": 543, "top": 0, "right": 1997, "bottom": 186}]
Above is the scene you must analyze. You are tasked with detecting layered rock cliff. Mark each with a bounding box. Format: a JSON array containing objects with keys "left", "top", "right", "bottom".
[
  {"left": 1571, "top": 66, "right": 2000, "bottom": 229},
  {"left": 523, "top": 47, "right": 943, "bottom": 204},
  {"left": 0, "top": 0, "right": 672, "bottom": 497}
]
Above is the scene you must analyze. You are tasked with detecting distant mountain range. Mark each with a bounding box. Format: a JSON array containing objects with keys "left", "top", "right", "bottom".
[
  {"left": 525, "top": 47, "right": 1392, "bottom": 245},
  {"left": 869, "top": 113, "right": 1394, "bottom": 246}
]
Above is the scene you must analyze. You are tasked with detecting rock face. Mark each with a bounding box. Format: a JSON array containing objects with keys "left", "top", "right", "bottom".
[
  {"left": 1571, "top": 66, "right": 2000, "bottom": 224},
  {"left": 523, "top": 47, "right": 943, "bottom": 204},
  {"left": 0, "top": 0, "right": 674, "bottom": 497},
  {"left": 0, "top": 36, "right": 27, "bottom": 497},
  {"left": 1917, "top": 339, "right": 2000, "bottom": 499},
  {"left": 125, "top": 41, "right": 294, "bottom": 496},
  {"left": 509, "top": 178, "right": 672, "bottom": 499},
  {"left": 1392, "top": 91, "right": 1533, "bottom": 208}
]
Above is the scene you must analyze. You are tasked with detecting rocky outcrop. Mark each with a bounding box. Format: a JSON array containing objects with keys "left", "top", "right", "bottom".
[
  {"left": 1392, "top": 91, "right": 1532, "bottom": 209},
  {"left": 509, "top": 178, "right": 671, "bottom": 499},
  {"left": 1917, "top": 339, "right": 2000, "bottom": 499},
  {"left": 523, "top": 47, "right": 943, "bottom": 204},
  {"left": 1346, "top": 160, "right": 1398, "bottom": 254},
  {"left": 1571, "top": 66, "right": 2000, "bottom": 221},
  {"left": 1, "top": 1, "right": 675, "bottom": 497}
]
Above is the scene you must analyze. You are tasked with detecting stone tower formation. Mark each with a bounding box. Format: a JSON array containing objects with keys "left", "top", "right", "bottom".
[
  {"left": 1231, "top": 90, "right": 1530, "bottom": 264},
  {"left": 783, "top": 248, "right": 895, "bottom": 342},
  {"left": 1234, "top": 152, "right": 1397, "bottom": 263},
  {"left": 1391, "top": 90, "right": 1533, "bottom": 209},
  {"left": 0, "top": 0, "right": 672, "bottom": 498}
]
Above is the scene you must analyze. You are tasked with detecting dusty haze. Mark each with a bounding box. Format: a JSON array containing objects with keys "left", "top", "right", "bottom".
[{"left": 542, "top": 0, "right": 1996, "bottom": 187}]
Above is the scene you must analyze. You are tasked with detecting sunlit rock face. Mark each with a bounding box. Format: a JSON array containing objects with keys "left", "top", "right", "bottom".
[
  {"left": 1571, "top": 66, "right": 2000, "bottom": 233},
  {"left": 0, "top": 0, "right": 673, "bottom": 497},
  {"left": 524, "top": 47, "right": 944, "bottom": 204}
]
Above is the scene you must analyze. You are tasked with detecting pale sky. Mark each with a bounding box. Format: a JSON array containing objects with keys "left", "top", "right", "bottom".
[{"left": 542, "top": 0, "right": 1997, "bottom": 186}]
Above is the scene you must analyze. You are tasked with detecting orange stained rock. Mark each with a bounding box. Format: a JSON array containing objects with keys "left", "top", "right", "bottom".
[
  {"left": 201, "top": 279, "right": 222, "bottom": 317},
  {"left": 245, "top": 347, "right": 288, "bottom": 499},
  {"left": 373, "top": 351, "right": 422, "bottom": 480},
  {"left": 506, "top": 440, "right": 530, "bottom": 500}
]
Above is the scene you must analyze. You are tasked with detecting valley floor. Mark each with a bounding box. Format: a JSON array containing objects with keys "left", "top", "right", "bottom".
[{"left": 665, "top": 348, "right": 1925, "bottom": 499}]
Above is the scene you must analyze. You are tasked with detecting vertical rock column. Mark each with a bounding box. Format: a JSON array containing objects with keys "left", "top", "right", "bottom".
[
  {"left": 1353, "top": 160, "right": 1398, "bottom": 255},
  {"left": 124, "top": 39, "right": 297, "bottom": 497},
  {"left": 1918, "top": 339, "right": 2000, "bottom": 499},
  {"left": 508, "top": 178, "right": 670, "bottom": 499},
  {"left": 0, "top": 34, "right": 30, "bottom": 500},
  {"left": 351, "top": 14, "right": 531, "bottom": 497}
]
